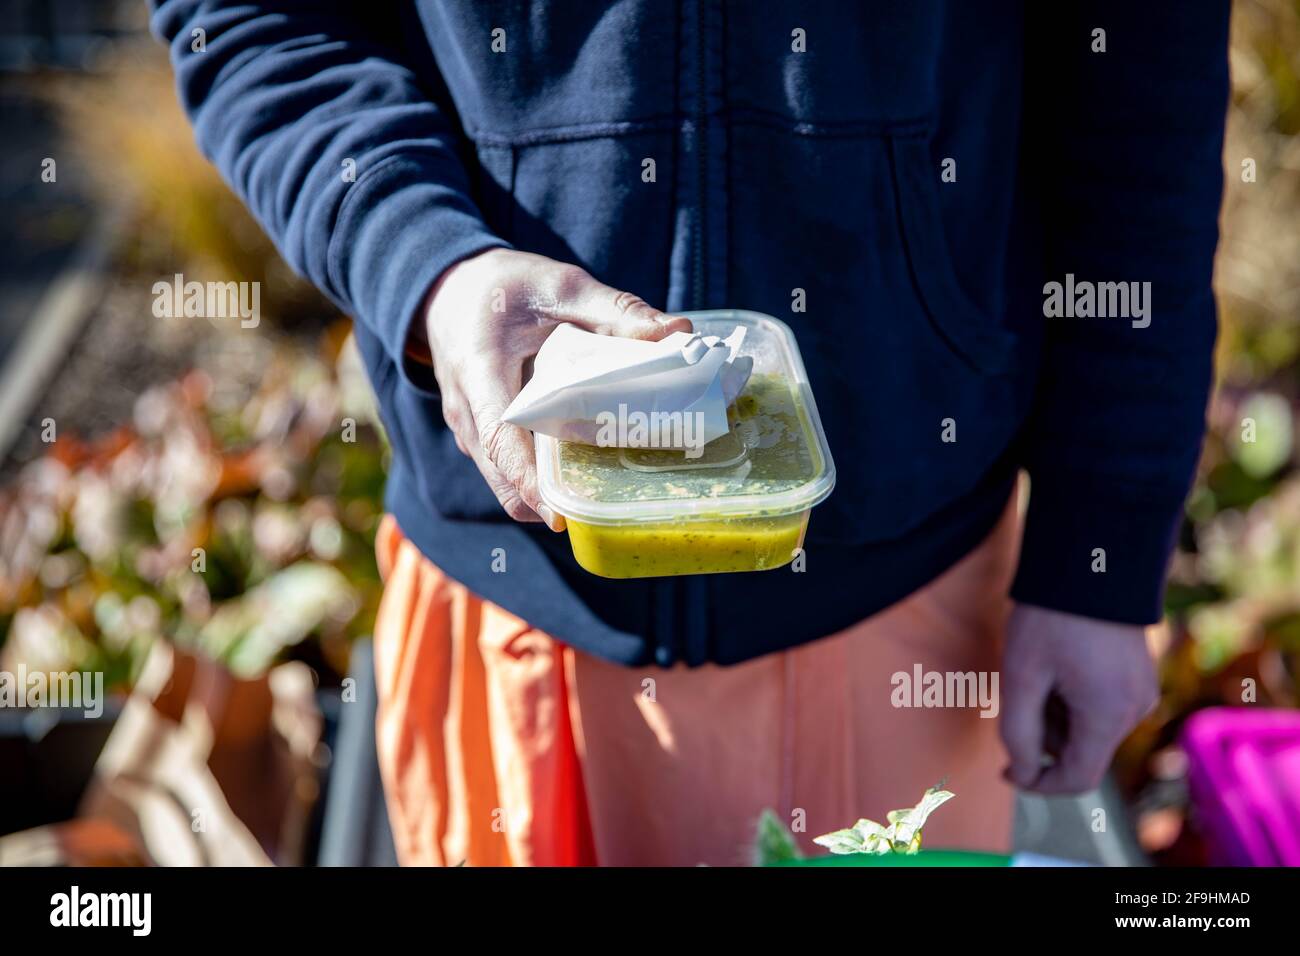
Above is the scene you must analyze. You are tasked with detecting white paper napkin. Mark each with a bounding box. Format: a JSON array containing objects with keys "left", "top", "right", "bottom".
[{"left": 503, "top": 323, "right": 753, "bottom": 457}]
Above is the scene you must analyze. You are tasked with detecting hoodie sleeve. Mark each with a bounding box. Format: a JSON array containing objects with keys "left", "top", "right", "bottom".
[
  {"left": 1012, "top": 2, "right": 1230, "bottom": 624},
  {"left": 148, "top": 0, "right": 507, "bottom": 385}
]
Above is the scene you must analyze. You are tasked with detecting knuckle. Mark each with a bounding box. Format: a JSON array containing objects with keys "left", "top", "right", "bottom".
[
  {"left": 496, "top": 489, "right": 534, "bottom": 522},
  {"left": 477, "top": 416, "right": 512, "bottom": 465},
  {"left": 552, "top": 265, "right": 590, "bottom": 302},
  {"left": 477, "top": 415, "right": 533, "bottom": 494},
  {"left": 612, "top": 289, "right": 649, "bottom": 319}
]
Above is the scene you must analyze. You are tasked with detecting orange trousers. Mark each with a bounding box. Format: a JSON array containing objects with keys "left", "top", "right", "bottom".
[{"left": 373, "top": 497, "right": 1019, "bottom": 866}]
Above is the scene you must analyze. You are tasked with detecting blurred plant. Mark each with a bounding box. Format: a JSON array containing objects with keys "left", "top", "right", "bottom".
[
  {"left": 1215, "top": 0, "right": 1300, "bottom": 384},
  {"left": 1, "top": 37, "right": 389, "bottom": 695},
  {"left": 752, "top": 809, "right": 803, "bottom": 866},
  {"left": 0, "top": 333, "right": 387, "bottom": 690}
]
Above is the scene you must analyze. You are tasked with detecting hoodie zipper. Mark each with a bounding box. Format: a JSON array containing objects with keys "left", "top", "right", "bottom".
[
  {"left": 693, "top": 0, "right": 708, "bottom": 309},
  {"left": 679, "top": 0, "right": 712, "bottom": 667}
]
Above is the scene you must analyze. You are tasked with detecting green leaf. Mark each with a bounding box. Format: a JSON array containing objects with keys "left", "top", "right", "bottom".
[
  {"left": 812, "top": 828, "right": 867, "bottom": 855},
  {"left": 754, "top": 809, "right": 803, "bottom": 866},
  {"left": 851, "top": 818, "right": 888, "bottom": 839},
  {"left": 888, "top": 787, "right": 955, "bottom": 845},
  {"left": 1233, "top": 392, "right": 1293, "bottom": 478},
  {"left": 851, "top": 818, "right": 893, "bottom": 854},
  {"left": 198, "top": 561, "right": 357, "bottom": 677}
]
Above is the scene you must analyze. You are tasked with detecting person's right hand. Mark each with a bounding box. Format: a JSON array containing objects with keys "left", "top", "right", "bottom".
[{"left": 421, "top": 247, "right": 692, "bottom": 530}]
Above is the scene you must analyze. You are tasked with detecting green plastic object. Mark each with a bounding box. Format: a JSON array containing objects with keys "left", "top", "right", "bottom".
[{"left": 773, "top": 849, "right": 1011, "bottom": 867}]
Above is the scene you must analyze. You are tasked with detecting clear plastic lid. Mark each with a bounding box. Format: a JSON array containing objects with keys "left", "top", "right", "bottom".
[{"left": 534, "top": 310, "right": 836, "bottom": 524}]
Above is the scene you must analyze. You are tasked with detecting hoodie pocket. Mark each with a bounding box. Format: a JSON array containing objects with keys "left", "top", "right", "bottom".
[
  {"left": 725, "top": 124, "right": 1026, "bottom": 548},
  {"left": 887, "top": 135, "right": 1016, "bottom": 376}
]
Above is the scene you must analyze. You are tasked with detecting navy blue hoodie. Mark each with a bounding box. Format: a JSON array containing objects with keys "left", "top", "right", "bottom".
[{"left": 150, "top": 1, "right": 1229, "bottom": 666}]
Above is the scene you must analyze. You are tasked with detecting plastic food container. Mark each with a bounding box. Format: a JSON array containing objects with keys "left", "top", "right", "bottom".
[{"left": 534, "top": 310, "right": 835, "bottom": 578}]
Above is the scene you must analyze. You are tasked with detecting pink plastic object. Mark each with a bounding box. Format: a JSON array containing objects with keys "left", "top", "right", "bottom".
[{"left": 1181, "top": 708, "right": 1300, "bottom": 866}]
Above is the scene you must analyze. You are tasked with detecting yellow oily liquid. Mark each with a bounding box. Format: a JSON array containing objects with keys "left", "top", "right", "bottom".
[
  {"left": 555, "top": 373, "right": 820, "bottom": 578},
  {"left": 565, "top": 511, "right": 809, "bottom": 578}
]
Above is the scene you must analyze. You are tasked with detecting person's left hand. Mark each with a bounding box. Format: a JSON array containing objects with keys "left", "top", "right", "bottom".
[{"left": 999, "top": 603, "right": 1158, "bottom": 794}]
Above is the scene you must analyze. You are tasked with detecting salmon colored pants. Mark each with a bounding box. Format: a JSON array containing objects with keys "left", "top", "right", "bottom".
[{"left": 373, "top": 495, "right": 1020, "bottom": 866}]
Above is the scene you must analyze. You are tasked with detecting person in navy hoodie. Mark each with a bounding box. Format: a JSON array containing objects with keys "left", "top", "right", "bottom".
[{"left": 151, "top": 1, "right": 1229, "bottom": 865}]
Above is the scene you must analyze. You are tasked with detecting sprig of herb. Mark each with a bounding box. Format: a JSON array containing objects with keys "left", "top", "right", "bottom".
[{"left": 812, "top": 785, "right": 955, "bottom": 856}]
